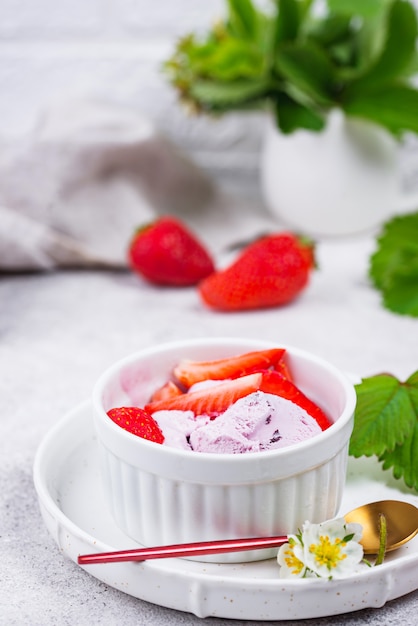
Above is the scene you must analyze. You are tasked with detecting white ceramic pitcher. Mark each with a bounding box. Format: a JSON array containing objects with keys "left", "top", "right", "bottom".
[{"left": 260, "top": 109, "right": 418, "bottom": 237}]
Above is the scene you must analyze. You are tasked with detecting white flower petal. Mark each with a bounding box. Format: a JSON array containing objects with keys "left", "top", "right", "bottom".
[
  {"left": 300, "top": 518, "right": 364, "bottom": 579},
  {"left": 276, "top": 518, "right": 365, "bottom": 580},
  {"left": 344, "top": 522, "right": 363, "bottom": 543},
  {"left": 277, "top": 542, "right": 307, "bottom": 578}
]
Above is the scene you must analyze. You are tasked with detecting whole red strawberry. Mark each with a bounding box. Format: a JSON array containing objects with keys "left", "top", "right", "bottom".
[
  {"left": 128, "top": 216, "right": 215, "bottom": 286},
  {"left": 198, "top": 233, "right": 314, "bottom": 311},
  {"left": 107, "top": 406, "right": 165, "bottom": 443}
]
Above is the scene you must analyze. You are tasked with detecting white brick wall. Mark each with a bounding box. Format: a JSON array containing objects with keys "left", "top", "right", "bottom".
[{"left": 0, "top": 0, "right": 417, "bottom": 193}]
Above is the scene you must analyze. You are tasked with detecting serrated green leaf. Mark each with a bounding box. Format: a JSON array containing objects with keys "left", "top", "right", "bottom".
[
  {"left": 274, "top": 92, "right": 325, "bottom": 133},
  {"left": 349, "top": 374, "right": 415, "bottom": 458},
  {"left": 275, "top": 41, "right": 336, "bottom": 104},
  {"left": 371, "top": 244, "right": 418, "bottom": 292},
  {"left": 406, "top": 370, "right": 418, "bottom": 390},
  {"left": 380, "top": 420, "right": 418, "bottom": 490},
  {"left": 381, "top": 259, "right": 418, "bottom": 316},
  {"left": 342, "top": 85, "right": 418, "bottom": 135},
  {"left": 369, "top": 211, "right": 418, "bottom": 315},
  {"left": 373, "top": 210, "right": 418, "bottom": 246},
  {"left": 350, "top": 370, "right": 418, "bottom": 492}
]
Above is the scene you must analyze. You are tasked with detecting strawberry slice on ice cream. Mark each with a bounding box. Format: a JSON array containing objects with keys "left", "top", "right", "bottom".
[
  {"left": 145, "top": 373, "right": 262, "bottom": 418},
  {"left": 150, "top": 380, "right": 184, "bottom": 402},
  {"left": 145, "top": 370, "right": 331, "bottom": 429},
  {"left": 173, "top": 348, "right": 287, "bottom": 388},
  {"left": 260, "top": 370, "right": 332, "bottom": 431}
]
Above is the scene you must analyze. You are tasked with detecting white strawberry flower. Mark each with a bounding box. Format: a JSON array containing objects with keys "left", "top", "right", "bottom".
[
  {"left": 277, "top": 518, "right": 364, "bottom": 579},
  {"left": 277, "top": 535, "right": 310, "bottom": 578}
]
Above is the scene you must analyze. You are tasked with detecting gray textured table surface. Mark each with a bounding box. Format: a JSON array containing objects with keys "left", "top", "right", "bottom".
[{"left": 1, "top": 231, "right": 417, "bottom": 625}]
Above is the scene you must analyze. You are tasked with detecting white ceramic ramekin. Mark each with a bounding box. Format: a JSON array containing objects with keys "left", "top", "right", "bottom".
[{"left": 92, "top": 338, "right": 356, "bottom": 563}]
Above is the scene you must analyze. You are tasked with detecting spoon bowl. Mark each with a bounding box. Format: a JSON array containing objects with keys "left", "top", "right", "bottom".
[
  {"left": 344, "top": 499, "right": 418, "bottom": 555},
  {"left": 78, "top": 499, "right": 418, "bottom": 565}
]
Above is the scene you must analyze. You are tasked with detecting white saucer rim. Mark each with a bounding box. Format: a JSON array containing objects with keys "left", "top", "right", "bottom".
[{"left": 33, "top": 400, "right": 418, "bottom": 619}]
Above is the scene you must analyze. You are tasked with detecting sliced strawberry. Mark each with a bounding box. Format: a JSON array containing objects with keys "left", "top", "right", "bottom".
[
  {"left": 259, "top": 370, "right": 332, "bottom": 430},
  {"left": 146, "top": 370, "right": 331, "bottom": 430},
  {"left": 273, "top": 358, "right": 293, "bottom": 381},
  {"left": 150, "top": 380, "right": 184, "bottom": 402},
  {"left": 173, "top": 348, "right": 286, "bottom": 388},
  {"left": 145, "top": 373, "right": 263, "bottom": 417},
  {"left": 107, "top": 406, "right": 165, "bottom": 443}
]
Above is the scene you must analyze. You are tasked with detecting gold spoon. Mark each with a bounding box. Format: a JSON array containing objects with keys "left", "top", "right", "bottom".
[
  {"left": 78, "top": 499, "right": 418, "bottom": 565},
  {"left": 344, "top": 499, "right": 418, "bottom": 554}
]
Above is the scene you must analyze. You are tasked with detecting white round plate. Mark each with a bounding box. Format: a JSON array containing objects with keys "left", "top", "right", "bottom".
[{"left": 33, "top": 401, "right": 418, "bottom": 621}]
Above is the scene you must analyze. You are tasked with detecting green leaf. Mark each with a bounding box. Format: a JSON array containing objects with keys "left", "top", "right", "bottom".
[
  {"left": 342, "top": 84, "right": 418, "bottom": 135},
  {"left": 349, "top": 374, "right": 416, "bottom": 458},
  {"left": 163, "top": 34, "right": 220, "bottom": 82},
  {"left": 380, "top": 260, "right": 418, "bottom": 316},
  {"left": 406, "top": 370, "right": 418, "bottom": 404},
  {"left": 350, "top": 370, "right": 418, "bottom": 491},
  {"left": 189, "top": 78, "right": 270, "bottom": 110},
  {"left": 327, "top": 0, "right": 390, "bottom": 19},
  {"left": 353, "top": 8, "right": 390, "bottom": 75},
  {"left": 227, "top": 0, "right": 258, "bottom": 40},
  {"left": 350, "top": 0, "right": 418, "bottom": 89},
  {"left": 200, "top": 39, "right": 265, "bottom": 80},
  {"left": 306, "top": 13, "right": 353, "bottom": 47},
  {"left": 274, "top": 92, "right": 325, "bottom": 133},
  {"left": 163, "top": 0, "right": 418, "bottom": 136},
  {"left": 370, "top": 212, "right": 418, "bottom": 288},
  {"left": 403, "top": 49, "right": 418, "bottom": 77},
  {"left": 273, "top": 0, "right": 300, "bottom": 44},
  {"left": 300, "top": 0, "right": 314, "bottom": 15},
  {"left": 369, "top": 211, "right": 418, "bottom": 316},
  {"left": 380, "top": 420, "right": 418, "bottom": 490},
  {"left": 275, "top": 41, "right": 336, "bottom": 105}
]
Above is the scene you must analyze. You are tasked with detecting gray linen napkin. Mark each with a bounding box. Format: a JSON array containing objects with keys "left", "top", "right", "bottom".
[{"left": 0, "top": 99, "right": 219, "bottom": 271}]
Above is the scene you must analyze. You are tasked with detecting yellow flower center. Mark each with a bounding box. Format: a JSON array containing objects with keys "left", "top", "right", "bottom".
[
  {"left": 284, "top": 540, "right": 305, "bottom": 575},
  {"left": 309, "top": 535, "right": 347, "bottom": 570}
]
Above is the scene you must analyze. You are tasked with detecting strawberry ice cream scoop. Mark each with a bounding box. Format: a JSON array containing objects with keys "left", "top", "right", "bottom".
[
  {"left": 154, "top": 391, "right": 322, "bottom": 454},
  {"left": 151, "top": 410, "right": 210, "bottom": 451}
]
